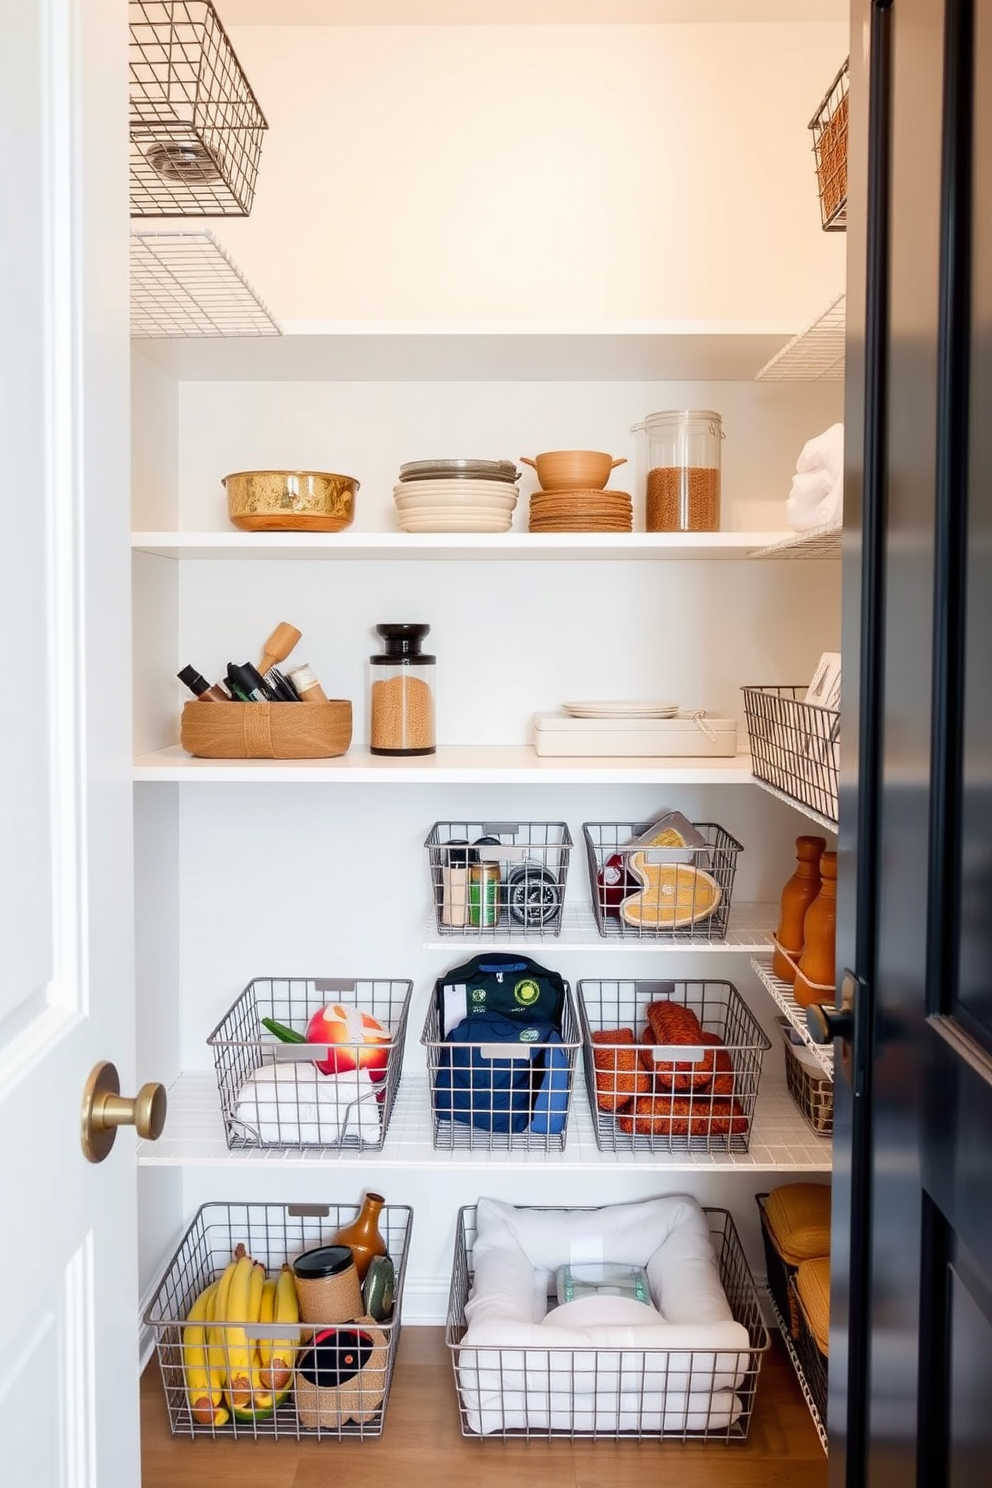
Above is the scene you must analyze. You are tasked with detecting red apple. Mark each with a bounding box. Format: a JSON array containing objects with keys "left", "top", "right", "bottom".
[{"left": 305, "top": 1003, "right": 392, "bottom": 1077}]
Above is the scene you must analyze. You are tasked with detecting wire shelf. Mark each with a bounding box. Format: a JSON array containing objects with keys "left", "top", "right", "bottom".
[
  {"left": 748, "top": 524, "right": 843, "bottom": 563},
  {"left": 446, "top": 1205, "right": 770, "bottom": 1441},
  {"left": 130, "top": 230, "right": 280, "bottom": 338},
  {"left": 144, "top": 1201, "right": 412, "bottom": 1440},
  {"left": 576, "top": 979, "right": 771, "bottom": 1156},
  {"left": 751, "top": 957, "right": 834, "bottom": 1078},
  {"left": 129, "top": 1, "right": 267, "bottom": 217},
  {"left": 755, "top": 294, "right": 846, "bottom": 382}
]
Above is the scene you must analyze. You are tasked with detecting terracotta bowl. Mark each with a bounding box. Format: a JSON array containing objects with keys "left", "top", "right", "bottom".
[
  {"left": 224, "top": 469, "right": 359, "bottom": 532},
  {"left": 521, "top": 450, "right": 627, "bottom": 492}
]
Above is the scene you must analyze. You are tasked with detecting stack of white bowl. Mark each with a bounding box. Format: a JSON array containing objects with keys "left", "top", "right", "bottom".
[{"left": 393, "top": 459, "right": 519, "bottom": 533}]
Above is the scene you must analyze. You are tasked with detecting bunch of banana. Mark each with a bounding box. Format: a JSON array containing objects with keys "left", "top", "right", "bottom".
[{"left": 183, "top": 1244, "right": 300, "bottom": 1425}]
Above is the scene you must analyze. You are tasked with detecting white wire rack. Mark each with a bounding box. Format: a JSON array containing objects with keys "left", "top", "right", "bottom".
[
  {"left": 748, "top": 524, "right": 843, "bottom": 563},
  {"left": 755, "top": 294, "right": 846, "bottom": 382},
  {"left": 139, "top": 1066, "right": 832, "bottom": 1172},
  {"left": 130, "top": 230, "right": 280, "bottom": 337},
  {"left": 751, "top": 956, "right": 835, "bottom": 1078},
  {"left": 423, "top": 900, "right": 778, "bottom": 953},
  {"left": 766, "top": 1285, "right": 829, "bottom": 1453}
]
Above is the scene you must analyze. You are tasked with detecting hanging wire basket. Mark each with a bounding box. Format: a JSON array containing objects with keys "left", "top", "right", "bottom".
[
  {"left": 129, "top": 1, "right": 268, "bottom": 217},
  {"left": 809, "top": 58, "right": 849, "bottom": 232}
]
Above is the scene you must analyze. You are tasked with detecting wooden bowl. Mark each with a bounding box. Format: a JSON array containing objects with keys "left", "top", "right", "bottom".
[
  {"left": 521, "top": 451, "right": 627, "bottom": 491},
  {"left": 180, "top": 700, "right": 352, "bottom": 759},
  {"left": 223, "top": 470, "right": 359, "bottom": 532}
]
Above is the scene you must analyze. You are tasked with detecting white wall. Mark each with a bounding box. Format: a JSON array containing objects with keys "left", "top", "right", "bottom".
[{"left": 210, "top": 21, "right": 847, "bottom": 323}]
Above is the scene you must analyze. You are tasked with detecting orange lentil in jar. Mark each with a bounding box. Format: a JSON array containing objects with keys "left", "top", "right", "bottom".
[
  {"left": 370, "top": 673, "right": 435, "bottom": 753},
  {"left": 646, "top": 466, "right": 720, "bottom": 532}
]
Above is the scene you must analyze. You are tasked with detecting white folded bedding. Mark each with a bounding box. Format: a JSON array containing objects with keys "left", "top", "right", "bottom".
[
  {"left": 456, "top": 1194, "right": 752, "bottom": 1435},
  {"left": 232, "top": 1062, "right": 381, "bottom": 1144}
]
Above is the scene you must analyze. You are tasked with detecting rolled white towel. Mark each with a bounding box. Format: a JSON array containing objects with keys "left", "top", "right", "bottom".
[
  {"left": 788, "top": 467, "right": 834, "bottom": 513},
  {"left": 233, "top": 1061, "right": 381, "bottom": 1145},
  {"left": 795, "top": 421, "right": 844, "bottom": 480}
]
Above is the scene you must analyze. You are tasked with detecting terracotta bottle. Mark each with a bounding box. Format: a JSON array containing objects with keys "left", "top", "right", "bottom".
[
  {"left": 772, "top": 836, "right": 827, "bottom": 982},
  {"left": 331, "top": 1191, "right": 387, "bottom": 1282},
  {"left": 793, "top": 851, "right": 838, "bottom": 1007}
]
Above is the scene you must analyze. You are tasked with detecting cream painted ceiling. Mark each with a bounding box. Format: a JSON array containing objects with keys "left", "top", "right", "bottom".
[{"left": 219, "top": 1, "right": 848, "bottom": 25}]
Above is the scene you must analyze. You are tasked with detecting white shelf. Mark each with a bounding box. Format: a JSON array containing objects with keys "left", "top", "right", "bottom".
[
  {"left": 748, "top": 524, "right": 842, "bottom": 562},
  {"left": 131, "top": 321, "right": 800, "bottom": 383},
  {"left": 750, "top": 777, "right": 839, "bottom": 833},
  {"left": 751, "top": 955, "right": 835, "bottom": 1078},
  {"left": 131, "top": 530, "right": 795, "bottom": 561},
  {"left": 132, "top": 744, "right": 761, "bottom": 785},
  {"left": 755, "top": 293, "right": 846, "bottom": 383},
  {"left": 139, "top": 1067, "right": 831, "bottom": 1173},
  {"left": 766, "top": 1288, "right": 829, "bottom": 1454},
  {"left": 424, "top": 900, "right": 777, "bottom": 954}
]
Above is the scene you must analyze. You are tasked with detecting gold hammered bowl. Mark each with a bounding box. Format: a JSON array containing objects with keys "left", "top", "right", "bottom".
[{"left": 223, "top": 469, "right": 360, "bottom": 532}]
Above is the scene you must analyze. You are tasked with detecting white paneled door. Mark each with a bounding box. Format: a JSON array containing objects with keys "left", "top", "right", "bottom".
[{"left": 0, "top": 1, "right": 137, "bottom": 1485}]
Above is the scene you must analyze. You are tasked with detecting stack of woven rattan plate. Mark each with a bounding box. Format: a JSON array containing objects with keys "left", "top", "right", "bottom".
[
  {"left": 393, "top": 458, "right": 519, "bottom": 533},
  {"left": 523, "top": 449, "right": 632, "bottom": 533}
]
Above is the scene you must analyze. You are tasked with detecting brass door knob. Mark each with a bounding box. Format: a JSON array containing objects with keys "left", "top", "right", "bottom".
[{"left": 81, "top": 1060, "right": 167, "bottom": 1164}]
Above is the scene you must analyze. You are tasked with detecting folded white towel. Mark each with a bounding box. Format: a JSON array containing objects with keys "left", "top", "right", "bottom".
[
  {"left": 788, "top": 468, "right": 834, "bottom": 512},
  {"left": 795, "top": 421, "right": 844, "bottom": 480},
  {"left": 233, "top": 1061, "right": 382, "bottom": 1145}
]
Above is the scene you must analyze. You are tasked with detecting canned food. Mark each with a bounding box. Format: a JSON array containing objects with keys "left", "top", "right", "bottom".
[{"left": 468, "top": 862, "right": 501, "bottom": 927}]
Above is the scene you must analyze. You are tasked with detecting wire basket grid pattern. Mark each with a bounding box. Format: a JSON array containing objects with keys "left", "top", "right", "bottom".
[
  {"left": 446, "top": 1205, "right": 769, "bottom": 1441},
  {"left": 809, "top": 57, "right": 849, "bottom": 231},
  {"left": 425, "top": 820, "right": 572, "bottom": 940},
  {"left": 582, "top": 821, "right": 743, "bottom": 942},
  {"left": 421, "top": 982, "right": 581, "bottom": 1153},
  {"left": 129, "top": 1, "right": 267, "bottom": 216},
  {"left": 577, "top": 979, "right": 771, "bottom": 1155},
  {"left": 207, "top": 977, "right": 412, "bottom": 1152},
  {"left": 145, "top": 1201, "right": 412, "bottom": 1440},
  {"left": 789, "top": 1276, "right": 829, "bottom": 1425},
  {"left": 781, "top": 1026, "right": 834, "bottom": 1136},
  {"left": 742, "top": 686, "right": 840, "bottom": 826}
]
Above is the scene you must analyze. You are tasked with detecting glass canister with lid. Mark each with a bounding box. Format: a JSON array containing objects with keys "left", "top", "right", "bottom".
[
  {"left": 369, "top": 623, "right": 436, "bottom": 756},
  {"left": 632, "top": 409, "right": 723, "bottom": 532}
]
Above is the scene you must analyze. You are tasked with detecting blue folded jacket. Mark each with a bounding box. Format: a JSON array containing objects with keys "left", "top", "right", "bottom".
[{"left": 434, "top": 1011, "right": 568, "bottom": 1135}]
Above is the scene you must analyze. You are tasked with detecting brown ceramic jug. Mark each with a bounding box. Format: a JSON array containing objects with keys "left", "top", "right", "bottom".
[
  {"left": 793, "top": 851, "right": 837, "bottom": 1007},
  {"left": 330, "top": 1191, "right": 387, "bottom": 1282},
  {"left": 772, "top": 836, "right": 827, "bottom": 982}
]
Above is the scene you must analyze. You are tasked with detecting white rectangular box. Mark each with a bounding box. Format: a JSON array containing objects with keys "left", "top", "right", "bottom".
[{"left": 532, "top": 713, "right": 738, "bottom": 758}]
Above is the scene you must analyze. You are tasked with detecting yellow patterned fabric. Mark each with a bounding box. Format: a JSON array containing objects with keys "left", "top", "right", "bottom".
[
  {"left": 795, "top": 1256, "right": 831, "bottom": 1356},
  {"left": 763, "top": 1183, "right": 831, "bottom": 1266}
]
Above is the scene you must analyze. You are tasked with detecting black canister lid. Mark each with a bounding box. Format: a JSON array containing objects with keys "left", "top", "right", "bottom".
[
  {"left": 292, "top": 1244, "right": 356, "bottom": 1280},
  {"left": 372, "top": 622, "right": 436, "bottom": 664}
]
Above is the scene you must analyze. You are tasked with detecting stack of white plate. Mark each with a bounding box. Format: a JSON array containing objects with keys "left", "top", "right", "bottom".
[
  {"left": 393, "top": 459, "right": 519, "bottom": 533},
  {"left": 562, "top": 701, "right": 680, "bottom": 719}
]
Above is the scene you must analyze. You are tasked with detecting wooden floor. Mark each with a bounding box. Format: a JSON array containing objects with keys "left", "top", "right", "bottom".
[{"left": 140, "top": 1326, "right": 828, "bottom": 1488}]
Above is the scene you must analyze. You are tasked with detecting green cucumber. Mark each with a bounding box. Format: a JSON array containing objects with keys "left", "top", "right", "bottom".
[{"left": 261, "top": 1016, "right": 307, "bottom": 1044}]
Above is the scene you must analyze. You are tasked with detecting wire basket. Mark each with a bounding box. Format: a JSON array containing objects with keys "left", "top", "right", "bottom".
[
  {"left": 756, "top": 1192, "right": 802, "bottom": 1337},
  {"left": 809, "top": 57, "right": 849, "bottom": 231},
  {"left": 582, "top": 821, "right": 743, "bottom": 941},
  {"left": 789, "top": 1275, "right": 829, "bottom": 1426},
  {"left": 425, "top": 821, "right": 572, "bottom": 940},
  {"left": 741, "top": 686, "right": 840, "bottom": 825},
  {"left": 207, "top": 977, "right": 412, "bottom": 1152},
  {"left": 577, "top": 979, "right": 771, "bottom": 1154},
  {"left": 144, "top": 1201, "right": 412, "bottom": 1440},
  {"left": 421, "top": 981, "right": 580, "bottom": 1152},
  {"left": 446, "top": 1205, "right": 769, "bottom": 1440},
  {"left": 781, "top": 1025, "right": 834, "bottom": 1137},
  {"left": 129, "top": 1, "right": 268, "bottom": 217}
]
